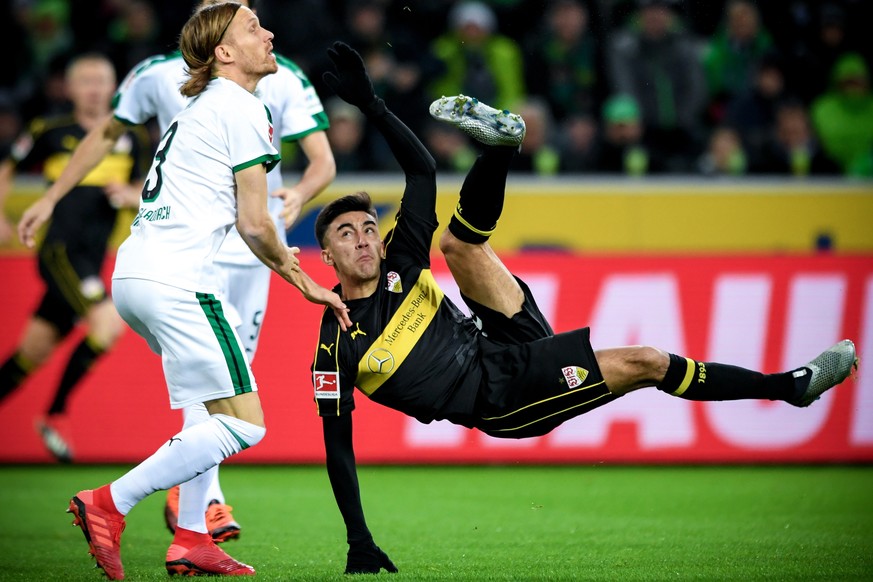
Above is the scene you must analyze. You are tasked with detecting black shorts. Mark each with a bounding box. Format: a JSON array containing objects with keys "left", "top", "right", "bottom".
[
  {"left": 35, "top": 242, "right": 108, "bottom": 336},
  {"left": 464, "top": 277, "right": 616, "bottom": 439},
  {"left": 461, "top": 276, "right": 554, "bottom": 344}
]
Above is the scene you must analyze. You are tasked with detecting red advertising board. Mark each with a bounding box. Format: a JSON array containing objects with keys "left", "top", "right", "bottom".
[{"left": 1, "top": 252, "right": 871, "bottom": 463}]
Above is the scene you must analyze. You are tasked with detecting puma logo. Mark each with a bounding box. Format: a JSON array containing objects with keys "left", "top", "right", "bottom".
[
  {"left": 320, "top": 342, "right": 335, "bottom": 356},
  {"left": 168, "top": 437, "right": 182, "bottom": 446},
  {"left": 350, "top": 323, "right": 367, "bottom": 340}
]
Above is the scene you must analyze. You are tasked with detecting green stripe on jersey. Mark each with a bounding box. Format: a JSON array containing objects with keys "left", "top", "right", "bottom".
[
  {"left": 196, "top": 292, "right": 252, "bottom": 394},
  {"left": 275, "top": 53, "right": 312, "bottom": 87},
  {"left": 234, "top": 153, "right": 281, "bottom": 174},
  {"left": 112, "top": 51, "right": 183, "bottom": 108},
  {"left": 281, "top": 111, "right": 330, "bottom": 142}
]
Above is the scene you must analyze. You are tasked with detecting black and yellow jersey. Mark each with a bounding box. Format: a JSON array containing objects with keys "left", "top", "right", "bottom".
[
  {"left": 312, "top": 107, "right": 483, "bottom": 427},
  {"left": 10, "top": 114, "right": 150, "bottom": 254}
]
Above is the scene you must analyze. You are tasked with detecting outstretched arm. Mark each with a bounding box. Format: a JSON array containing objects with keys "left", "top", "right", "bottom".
[
  {"left": 322, "top": 41, "right": 437, "bottom": 251},
  {"left": 237, "top": 164, "right": 351, "bottom": 330},
  {"left": 322, "top": 41, "right": 435, "bottom": 185},
  {"left": 18, "top": 114, "right": 127, "bottom": 247},
  {"left": 322, "top": 414, "right": 398, "bottom": 575}
]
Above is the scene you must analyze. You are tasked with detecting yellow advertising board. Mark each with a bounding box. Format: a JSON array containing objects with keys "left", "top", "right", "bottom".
[{"left": 4, "top": 176, "right": 872, "bottom": 253}]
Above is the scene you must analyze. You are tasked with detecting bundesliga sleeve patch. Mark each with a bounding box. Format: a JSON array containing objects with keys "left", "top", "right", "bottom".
[{"left": 313, "top": 371, "right": 339, "bottom": 399}]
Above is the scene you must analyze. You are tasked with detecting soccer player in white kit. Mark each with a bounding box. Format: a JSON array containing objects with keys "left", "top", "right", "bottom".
[
  {"left": 18, "top": 0, "right": 336, "bottom": 545},
  {"left": 109, "top": 0, "right": 336, "bottom": 541},
  {"left": 20, "top": 4, "right": 349, "bottom": 578}
]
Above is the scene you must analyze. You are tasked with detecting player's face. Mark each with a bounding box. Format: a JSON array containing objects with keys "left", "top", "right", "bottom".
[
  {"left": 321, "top": 210, "right": 384, "bottom": 284},
  {"left": 221, "top": 6, "right": 277, "bottom": 78},
  {"left": 67, "top": 59, "right": 116, "bottom": 117}
]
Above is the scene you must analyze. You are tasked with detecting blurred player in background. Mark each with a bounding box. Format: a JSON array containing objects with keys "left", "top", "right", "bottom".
[
  {"left": 0, "top": 52, "right": 150, "bottom": 462},
  {"left": 19, "top": 4, "right": 347, "bottom": 578},
  {"left": 15, "top": 0, "right": 336, "bottom": 544},
  {"left": 311, "top": 42, "right": 858, "bottom": 574}
]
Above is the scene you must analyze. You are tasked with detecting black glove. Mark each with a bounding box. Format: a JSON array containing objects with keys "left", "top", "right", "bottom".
[
  {"left": 323, "top": 41, "right": 380, "bottom": 111},
  {"left": 345, "top": 539, "right": 398, "bottom": 575}
]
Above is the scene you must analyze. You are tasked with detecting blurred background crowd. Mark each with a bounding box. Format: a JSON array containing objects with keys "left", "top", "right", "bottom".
[{"left": 2, "top": 0, "right": 873, "bottom": 177}]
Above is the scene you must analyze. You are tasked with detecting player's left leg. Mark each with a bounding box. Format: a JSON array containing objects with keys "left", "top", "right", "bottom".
[
  {"left": 431, "top": 96, "right": 527, "bottom": 318},
  {"left": 165, "top": 402, "right": 242, "bottom": 543},
  {"left": 70, "top": 278, "right": 264, "bottom": 579},
  {"left": 167, "top": 261, "right": 274, "bottom": 543},
  {"left": 0, "top": 316, "right": 62, "bottom": 403},
  {"left": 38, "top": 299, "right": 124, "bottom": 462},
  {"left": 595, "top": 340, "right": 857, "bottom": 406}
]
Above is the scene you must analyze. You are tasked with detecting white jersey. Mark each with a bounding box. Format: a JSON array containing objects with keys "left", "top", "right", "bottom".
[
  {"left": 219, "top": 54, "right": 330, "bottom": 265},
  {"left": 114, "top": 52, "right": 188, "bottom": 136},
  {"left": 112, "top": 51, "right": 329, "bottom": 266},
  {"left": 112, "top": 77, "right": 279, "bottom": 293}
]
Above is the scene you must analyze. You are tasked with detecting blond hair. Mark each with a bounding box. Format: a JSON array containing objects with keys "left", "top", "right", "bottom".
[
  {"left": 179, "top": 2, "right": 242, "bottom": 97},
  {"left": 66, "top": 52, "right": 116, "bottom": 83},
  {"left": 198, "top": 0, "right": 253, "bottom": 10}
]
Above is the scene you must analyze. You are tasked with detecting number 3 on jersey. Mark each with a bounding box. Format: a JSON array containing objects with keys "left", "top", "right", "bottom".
[{"left": 142, "top": 121, "right": 179, "bottom": 202}]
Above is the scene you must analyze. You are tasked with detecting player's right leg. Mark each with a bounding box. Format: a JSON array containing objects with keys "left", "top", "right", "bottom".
[
  {"left": 69, "top": 407, "right": 263, "bottom": 579},
  {"left": 0, "top": 316, "right": 61, "bottom": 403},
  {"left": 431, "top": 96, "right": 528, "bottom": 319},
  {"left": 65, "top": 278, "right": 263, "bottom": 578},
  {"left": 429, "top": 95, "right": 526, "bottom": 148}
]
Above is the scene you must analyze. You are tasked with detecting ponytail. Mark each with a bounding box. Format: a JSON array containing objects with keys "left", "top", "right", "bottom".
[{"left": 178, "top": 2, "right": 242, "bottom": 98}]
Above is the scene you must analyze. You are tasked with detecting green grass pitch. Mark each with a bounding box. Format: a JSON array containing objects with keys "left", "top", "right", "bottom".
[{"left": 2, "top": 464, "right": 871, "bottom": 580}]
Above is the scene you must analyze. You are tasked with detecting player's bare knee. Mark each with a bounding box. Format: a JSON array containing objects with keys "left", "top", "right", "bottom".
[
  {"left": 438, "top": 228, "right": 468, "bottom": 258},
  {"left": 88, "top": 313, "right": 124, "bottom": 348},
  {"left": 18, "top": 344, "right": 53, "bottom": 367},
  {"left": 440, "top": 228, "right": 492, "bottom": 274}
]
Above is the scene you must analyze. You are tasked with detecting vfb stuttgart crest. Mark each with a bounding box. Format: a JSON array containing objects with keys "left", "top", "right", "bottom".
[
  {"left": 386, "top": 271, "right": 402, "bottom": 293},
  {"left": 367, "top": 348, "right": 395, "bottom": 374},
  {"left": 561, "top": 366, "right": 589, "bottom": 389}
]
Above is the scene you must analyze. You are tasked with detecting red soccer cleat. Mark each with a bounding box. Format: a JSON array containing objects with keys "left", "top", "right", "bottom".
[
  {"left": 206, "top": 500, "right": 241, "bottom": 543},
  {"left": 166, "top": 536, "right": 255, "bottom": 576},
  {"left": 165, "top": 488, "right": 241, "bottom": 543},
  {"left": 68, "top": 489, "right": 126, "bottom": 580},
  {"left": 164, "top": 485, "right": 179, "bottom": 534}
]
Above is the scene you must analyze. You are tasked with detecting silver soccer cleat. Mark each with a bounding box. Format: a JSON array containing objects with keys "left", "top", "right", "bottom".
[
  {"left": 429, "top": 94, "right": 526, "bottom": 147},
  {"left": 789, "top": 339, "right": 858, "bottom": 407}
]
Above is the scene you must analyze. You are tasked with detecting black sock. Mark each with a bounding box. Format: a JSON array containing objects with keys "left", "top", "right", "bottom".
[
  {"left": 47, "top": 338, "right": 104, "bottom": 415},
  {"left": 657, "top": 353, "right": 797, "bottom": 402},
  {"left": 448, "top": 145, "right": 516, "bottom": 244},
  {"left": 0, "top": 353, "right": 33, "bottom": 402}
]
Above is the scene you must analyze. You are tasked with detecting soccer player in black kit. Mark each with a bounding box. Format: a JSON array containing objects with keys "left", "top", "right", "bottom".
[
  {"left": 311, "top": 42, "right": 858, "bottom": 575},
  {"left": 0, "top": 53, "right": 150, "bottom": 461}
]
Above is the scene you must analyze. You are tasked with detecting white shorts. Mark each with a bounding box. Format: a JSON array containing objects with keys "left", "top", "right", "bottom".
[
  {"left": 215, "top": 261, "right": 272, "bottom": 362},
  {"left": 112, "top": 278, "right": 258, "bottom": 409}
]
